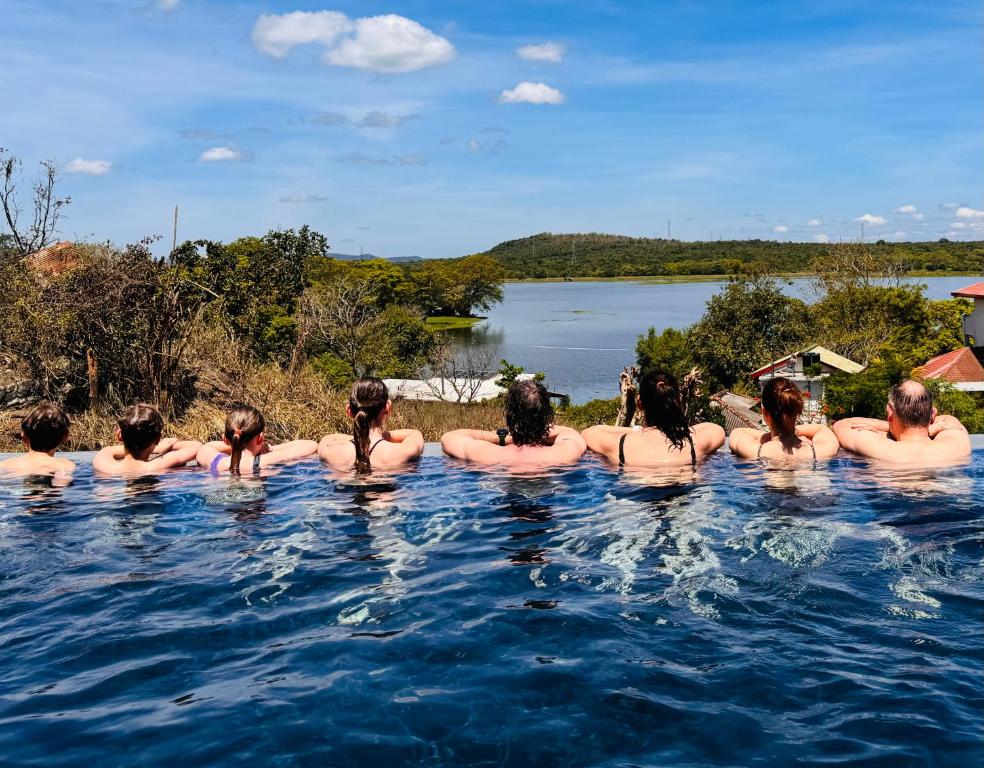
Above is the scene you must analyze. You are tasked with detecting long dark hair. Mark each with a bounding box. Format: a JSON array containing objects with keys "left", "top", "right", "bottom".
[
  {"left": 225, "top": 404, "right": 265, "bottom": 475},
  {"left": 350, "top": 377, "right": 388, "bottom": 473},
  {"left": 637, "top": 369, "right": 691, "bottom": 450},
  {"left": 505, "top": 380, "right": 554, "bottom": 447},
  {"left": 760, "top": 377, "right": 803, "bottom": 437}
]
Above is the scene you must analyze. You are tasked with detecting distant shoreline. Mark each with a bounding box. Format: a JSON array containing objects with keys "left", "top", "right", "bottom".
[{"left": 508, "top": 271, "right": 980, "bottom": 285}]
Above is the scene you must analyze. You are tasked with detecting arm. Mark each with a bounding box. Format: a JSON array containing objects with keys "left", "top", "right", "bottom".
[
  {"left": 795, "top": 423, "right": 825, "bottom": 439},
  {"left": 440, "top": 429, "right": 477, "bottom": 459},
  {"left": 388, "top": 429, "right": 424, "bottom": 460},
  {"left": 928, "top": 415, "right": 971, "bottom": 455},
  {"left": 153, "top": 439, "right": 202, "bottom": 469},
  {"left": 149, "top": 437, "right": 177, "bottom": 458},
  {"left": 265, "top": 440, "right": 318, "bottom": 464},
  {"left": 694, "top": 422, "right": 726, "bottom": 456},
  {"left": 92, "top": 444, "right": 125, "bottom": 474},
  {"left": 928, "top": 414, "right": 969, "bottom": 438},
  {"left": 581, "top": 425, "right": 628, "bottom": 458},
  {"left": 318, "top": 433, "right": 350, "bottom": 462},
  {"left": 543, "top": 425, "right": 586, "bottom": 464},
  {"left": 807, "top": 425, "right": 840, "bottom": 459},
  {"left": 831, "top": 420, "right": 896, "bottom": 459},
  {"left": 833, "top": 417, "right": 889, "bottom": 434},
  {"left": 728, "top": 426, "right": 765, "bottom": 458}
]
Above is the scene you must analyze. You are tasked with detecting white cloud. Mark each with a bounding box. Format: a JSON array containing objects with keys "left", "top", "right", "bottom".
[
  {"left": 913, "top": 213, "right": 925, "bottom": 221},
  {"left": 499, "top": 81, "right": 565, "bottom": 105},
  {"left": 955, "top": 206, "right": 984, "bottom": 219},
  {"left": 253, "top": 12, "right": 455, "bottom": 73},
  {"left": 950, "top": 221, "right": 967, "bottom": 229},
  {"left": 894, "top": 204, "right": 917, "bottom": 214},
  {"left": 157, "top": 0, "right": 181, "bottom": 10},
  {"left": 467, "top": 138, "right": 480, "bottom": 153},
  {"left": 772, "top": 225, "right": 788, "bottom": 233},
  {"left": 855, "top": 213, "right": 886, "bottom": 226},
  {"left": 940, "top": 202, "right": 960, "bottom": 210},
  {"left": 807, "top": 219, "right": 821, "bottom": 226},
  {"left": 893, "top": 231, "right": 907, "bottom": 238},
  {"left": 200, "top": 146, "right": 242, "bottom": 162},
  {"left": 516, "top": 42, "right": 566, "bottom": 63},
  {"left": 813, "top": 234, "right": 830, "bottom": 243},
  {"left": 280, "top": 193, "right": 329, "bottom": 203},
  {"left": 65, "top": 158, "right": 112, "bottom": 175}
]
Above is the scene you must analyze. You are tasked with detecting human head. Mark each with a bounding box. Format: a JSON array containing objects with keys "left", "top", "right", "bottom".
[
  {"left": 887, "top": 380, "right": 935, "bottom": 433},
  {"left": 636, "top": 369, "right": 690, "bottom": 450},
  {"left": 224, "top": 404, "right": 265, "bottom": 475},
  {"left": 21, "top": 402, "right": 70, "bottom": 452},
  {"left": 348, "top": 377, "right": 390, "bottom": 473},
  {"left": 118, "top": 404, "right": 164, "bottom": 456},
  {"left": 505, "top": 380, "right": 554, "bottom": 447},
  {"left": 760, "top": 377, "right": 804, "bottom": 437}
]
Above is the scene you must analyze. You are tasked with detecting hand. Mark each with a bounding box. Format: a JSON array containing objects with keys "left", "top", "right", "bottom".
[{"left": 152, "top": 437, "right": 178, "bottom": 455}]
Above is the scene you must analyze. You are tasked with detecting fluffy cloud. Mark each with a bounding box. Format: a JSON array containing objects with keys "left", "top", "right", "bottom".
[
  {"left": 499, "top": 81, "right": 565, "bottom": 105},
  {"left": 955, "top": 206, "right": 984, "bottom": 219},
  {"left": 516, "top": 42, "right": 566, "bottom": 63},
  {"left": 65, "top": 158, "right": 112, "bottom": 176},
  {"left": 855, "top": 213, "right": 886, "bottom": 226},
  {"left": 253, "top": 12, "right": 455, "bottom": 73},
  {"left": 280, "top": 193, "right": 329, "bottom": 203},
  {"left": 772, "top": 225, "right": 788, "bottom": 233},
  {"left": 813, "top": 234, "right": 830, "bottom": 243},
  {"left": 894, "top": 204, "right": 917, "bottom": 214},
  {"left": 807, "top": 219, "right": 821, "bottom": 226},
  {"left": 356, "top": 111, "right": 419, "bottom": 128},
  {"left": 339, "top": 151, "right": 426, "bottom": 166},
  {"left": 200, "top": 146, "right": 242, "bottom": 162}
]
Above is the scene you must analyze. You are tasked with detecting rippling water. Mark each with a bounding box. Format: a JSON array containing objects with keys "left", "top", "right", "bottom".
[{"left": 1, "top": 449, "right": 982, "bottom": 766}]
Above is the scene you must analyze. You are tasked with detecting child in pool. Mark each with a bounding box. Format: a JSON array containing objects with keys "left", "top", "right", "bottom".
[
  {"left": 197, "top": 404, "right": 318, "bottom": 475},
  {"left": 0, "top": 402, "right": 76, "bottom": 482},
  {"left": 92, "top": 404, "right": 202, "bottom": 476}
]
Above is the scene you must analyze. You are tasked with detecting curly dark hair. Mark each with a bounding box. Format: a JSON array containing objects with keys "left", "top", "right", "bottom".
[{"left": 505, "top": 380, "right": 554, "bottom": 447}]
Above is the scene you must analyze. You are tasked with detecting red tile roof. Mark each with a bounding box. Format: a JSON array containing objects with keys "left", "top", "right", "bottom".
[
  {"left": 916, "top": 347, "right": 984, "bottom": 383},
  {"left": 952, "top": 282, "right": 984, "bottom": 299},
  {"left": 25, "top": 241, "right": 82, "bottom": 276}
]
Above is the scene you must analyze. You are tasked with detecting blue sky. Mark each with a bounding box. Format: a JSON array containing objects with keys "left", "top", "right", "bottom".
[{"left": 2, "top": 0, "right": 982, "bottom": 257}]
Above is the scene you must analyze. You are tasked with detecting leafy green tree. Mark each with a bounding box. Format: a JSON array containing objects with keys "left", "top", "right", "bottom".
[
  {"left": 635, "top": 327, "right": 693, "bottom": 377},
  {"left": 823, "top": 353, "right": 911, "bottom": 420}
]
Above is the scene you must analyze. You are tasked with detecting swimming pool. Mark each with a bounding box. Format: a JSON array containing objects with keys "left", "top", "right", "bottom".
[{"left": 1, "top": 444, "right": 982, "bottom": 766}]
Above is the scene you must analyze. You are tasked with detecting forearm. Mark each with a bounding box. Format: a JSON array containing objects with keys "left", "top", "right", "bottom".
[
  {"left": 386, "top": 429, "right": 423, "bottom": 443},
  {"left": 930, "top": 415, "right": 968, "bottom": 437},
  {"left": 836, "top": 417, "right": 889, "bottom": 432},
  {"left": 452, "top": 429, "right": 501, "bottom": 443},
  {"left": 795, "top": 424, "right": 824, "bottom": 438}
]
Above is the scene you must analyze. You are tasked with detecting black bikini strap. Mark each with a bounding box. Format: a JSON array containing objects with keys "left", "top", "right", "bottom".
[
  {"left": 367, "top": 438, "right": 384, "bottom": 456},
  {"left": 252, "top": 453, "right": 262, "bottom": 473},
  {"left": 618, "top": 434, "right": 627, "bottom": 466},
  {"left": 689, "top": 436, "right": 697, "bottom": 467}
]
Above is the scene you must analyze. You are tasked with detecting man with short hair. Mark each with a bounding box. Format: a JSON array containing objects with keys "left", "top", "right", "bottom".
[
  {"left": 0, "top": 402, "right": 76, "bottom": 482},
  {"left": 832, "top": 379, "right": 971, "bottom": 464},
  {"left": 441, "top": 380, "right": 586, "bottom": 467}
]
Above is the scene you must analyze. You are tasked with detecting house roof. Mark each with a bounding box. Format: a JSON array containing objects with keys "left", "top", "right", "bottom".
[
  {"left": 952, "top": 282, "right": 984, "bottom": 299},
  {"left": 750, "top": 344, "right": 864, "bottom": 379},
  {"left": 915, "top": 347, "right": 984, "bottom": 383},
  {"left": 25, "top": 241, "right": 82, "bottom": 275}
]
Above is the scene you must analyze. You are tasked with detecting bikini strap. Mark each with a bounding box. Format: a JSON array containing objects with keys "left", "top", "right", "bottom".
[
  {"left": 209, "top": 453, "right": 224, "bottom": 474},
  {"left": 367, "top": 438, "right": 385, "bottom": 456},
  {"left": 252, "top": 453, "right": 262, "bottom": 474},
  {"left": 689, "top": 435, "right": 697, "bottom": 467},
  {"left": 618, "top": 434, "right": 627, "bottom": 466}
]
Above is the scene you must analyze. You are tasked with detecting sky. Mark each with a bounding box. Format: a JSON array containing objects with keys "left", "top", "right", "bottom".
[{"left": 2, "top": 0, "right": 982, "bottom": 258}]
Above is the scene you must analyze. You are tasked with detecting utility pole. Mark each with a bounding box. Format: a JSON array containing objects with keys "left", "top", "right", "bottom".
[
  {"left": 860, "top": 221, "right": 865, "bottom": 242},
  {"left": 171, "top": 205, "right": 178, "bottom": 253},
  {"left": 667, "top": 219, "right": 671, "bottom": 239}
]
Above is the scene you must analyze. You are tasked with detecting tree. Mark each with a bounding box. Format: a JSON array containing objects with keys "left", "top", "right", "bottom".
[
  {"left": 635, "top": 327, "right": 693, "bottom": 378},
  {"left": 0, "top": 149, "right": 71, "bottom": 256}
]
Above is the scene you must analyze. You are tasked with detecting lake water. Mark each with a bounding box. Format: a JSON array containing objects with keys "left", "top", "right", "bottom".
[
  {"left": 456, "top": 277, "right": 980, "bottom": 403},
  {"left": 1, "top": 448, "right": 982, "bottom": 766}
]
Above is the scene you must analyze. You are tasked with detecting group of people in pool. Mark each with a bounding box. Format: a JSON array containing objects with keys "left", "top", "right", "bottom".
[{"left": 0, "top": 369, "right": 972, "bottom": 482}]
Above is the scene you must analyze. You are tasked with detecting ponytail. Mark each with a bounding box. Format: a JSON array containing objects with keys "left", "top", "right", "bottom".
[
  {"left": 761, "top": 377, "right": 803, "bottom": 438},
  {"left": 223, "top": 404, "right": 265, "bottom": 475},
  {"left": 637, "top": 369, "right": 691, "bottom": 451},
  {"left": 348, "top": 377, "right": 389, "bottom": 474}
]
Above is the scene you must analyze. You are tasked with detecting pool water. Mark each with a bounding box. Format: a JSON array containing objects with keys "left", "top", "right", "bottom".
[{"left": 1, "top": 447, "right": 982, "bottom": 766}]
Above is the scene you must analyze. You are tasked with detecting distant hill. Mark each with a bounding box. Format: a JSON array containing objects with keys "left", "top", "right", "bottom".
[
  {"left": 331, "top": 252, "right": 423, "bottom": 264},
  {"left": 451, "top": 233, "right": 984, "bottom": 278}
]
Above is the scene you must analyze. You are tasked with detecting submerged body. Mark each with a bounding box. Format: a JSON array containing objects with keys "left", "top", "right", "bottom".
[
  {"left": 319, "top": 429, "right": 424, "bottom": 471},
  {"left": 0, "top": 450, "right": 75, "bottom": 483},
  {"left": 582, "top": 423, "right": 725, "bottom": 468},
  {"left": 441, "top": 426, "right": 587, "bottom": 467}
]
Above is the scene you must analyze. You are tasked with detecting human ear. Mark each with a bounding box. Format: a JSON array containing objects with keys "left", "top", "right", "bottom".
[
  {"left": 930, "top": 407, "right": 937, "bottom": 424},
  {"left": 115, "top": 426, "right": 123, "bottom": 442}
]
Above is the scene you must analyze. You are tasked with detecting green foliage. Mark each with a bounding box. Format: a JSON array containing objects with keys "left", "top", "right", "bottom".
[
  {"left": 910, "top": 299, "right": 974, "bottom": 362},
  {"left": 823, "top": 354, "right": 912, "bottom": 420},
  {"left": 635, "top": 327, "right": 693, "bottom": 378},
  {"left": 557, "top": 398, "right": 620, "bottom": 430},
  {"left": 363, "top": 305, "right": 435, "bottom": 378},
  {"left": 408, "top": 254, "right": 505, "bottom": 316},
  {"left": 923, "top": 381, "right": 984, "bottom": 434},
  {"left": 495, "top": 359, "right": 545, "bottom": 389},
  {"left": 310, "top": 352, "right": 356, "bottom": 390}
]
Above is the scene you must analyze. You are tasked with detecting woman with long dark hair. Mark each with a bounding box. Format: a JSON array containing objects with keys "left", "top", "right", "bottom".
[
  {"left": 196, "top": 404, "right": 318, "bottom": 475},
  {"left": 730, "top": 377, "right": 839, "bottom": 462},
  {"left": 318, "top": 378, "right": 424, "bottom": 472},
  {"left": 582, "top": 369, "right": 725, "bottom": 468}
]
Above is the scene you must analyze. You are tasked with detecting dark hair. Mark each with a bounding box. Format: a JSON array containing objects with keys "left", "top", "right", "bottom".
[
  {"left": 761, "top": 377, "right": 804, "bottom": 437},
  {"left": 225, "top": 404, "right": 265, "bottom": 475},
  {"left": 889, "top": 380, "right": 933, "bottom": 428},
  {"left": 349, "top": 378, "right": 388, "bottom": 473},
  {"left": 505, "top": 380, "right": 553, "bottom": 447},
  {"left": 637, "top": 369, "right": 691, "bottom": 451},
  {"left": 21, "top": 402, "right": 70, "bottom": 452},
  {"left": 119, "top": 404, "right": 164, "bottom": 455}
]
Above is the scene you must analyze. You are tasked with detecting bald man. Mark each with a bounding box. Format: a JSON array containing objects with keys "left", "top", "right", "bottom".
[{"left": 832, "top": 380, "right": 971, "bottom": 464}]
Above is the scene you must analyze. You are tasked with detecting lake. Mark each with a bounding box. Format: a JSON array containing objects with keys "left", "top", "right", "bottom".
[{"left": 455, "top": 277, "right": 979, "bottom": 403}]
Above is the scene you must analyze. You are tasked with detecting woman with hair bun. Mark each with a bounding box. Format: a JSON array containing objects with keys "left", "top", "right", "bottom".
[
  {"left": 729, "top": 376, "right": 839, "bottom": 462},
  {"left": 318, "top": 378, "right": 424, "bottom": 472},
  {"left": 582, "top": 369, "right": 725, "bottom": 468}
]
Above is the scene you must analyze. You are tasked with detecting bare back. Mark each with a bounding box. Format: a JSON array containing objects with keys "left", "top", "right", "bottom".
[{"left": 833, "top": 417, "right": 971, "bottom": 466}]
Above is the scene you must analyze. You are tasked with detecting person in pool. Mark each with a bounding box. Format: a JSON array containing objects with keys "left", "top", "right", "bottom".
[
  {"left": 196, "top": 403, "right": 318, "bottom": 475},
  {"left": 92, "top": 404, "right": 202, "bottom": 476},
  {"left": 441, "top": 379, "right": 586, "bottom": 467},
  {"left": 0, "top": 402, "right": 76, "bottom": 481},
  {"left": 581, "top": 369, "right": 725, "bottom": 468},
  {"left": 832, "top": 379, "right": 971, "bottom": 465},
  {"left": 318, "top": 377, "right": 424, "bottom": 473},
  {"left": 729, "top": 377, "right": 839, "bottom": 463}
]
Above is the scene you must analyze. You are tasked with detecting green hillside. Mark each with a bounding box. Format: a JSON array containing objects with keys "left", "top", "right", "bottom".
[{"left": 454, "top": 233, "right": 984, "bottom": 279}]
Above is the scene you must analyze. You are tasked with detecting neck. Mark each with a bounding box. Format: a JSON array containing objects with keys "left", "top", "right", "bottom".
[
  {"left": 128, "top": 447, "right": 154, "bottom": 461},
  {"left": 891, "top": 425, "right": 931, "bottom": 442},
  {"left": 27, "top": 448, "right": 57, "bottom": 457}
]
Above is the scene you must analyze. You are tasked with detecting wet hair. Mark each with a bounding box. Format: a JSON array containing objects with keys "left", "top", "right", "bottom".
[
  {"left": 224, "top": 404, "right": 265, "bottom": 475},
  {"left": 21, "top": 402, "right": 70, "bottom": 452},
  {"left": 889, "top": 380, "right": 933, "bottom": 428},
  {"left": 760, "top": 377, "right": 804, "bottom": 437},
  {"left": 119, "top": 404, "right": 164, "bottom": 455},
  {"left": 505, "top": 380, "right": 554, "bottom": 447},
  {"left": 349, "top": 378, "right": 388, "bottom": 473},
  {"left": 637, "top": 369, "right": 691, "bottom": 451}
]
